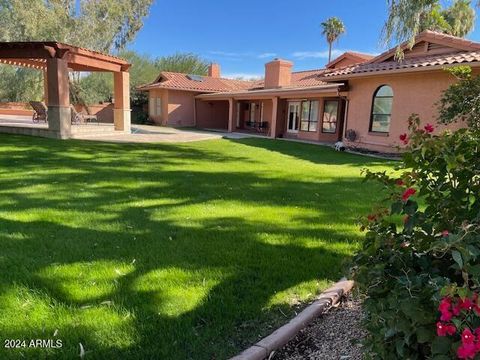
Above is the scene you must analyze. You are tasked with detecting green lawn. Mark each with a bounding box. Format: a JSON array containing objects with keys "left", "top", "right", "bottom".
[{"left": 0, "top": 135, "right": 392, "bottom": 359}]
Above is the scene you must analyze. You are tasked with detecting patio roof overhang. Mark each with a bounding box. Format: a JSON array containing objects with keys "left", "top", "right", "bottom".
[
  {"left": 0, "top": 41, "right": 131, "bottom": 72},
  {"left": 195, "top": 83, "right": 347, "bottom": 101}
]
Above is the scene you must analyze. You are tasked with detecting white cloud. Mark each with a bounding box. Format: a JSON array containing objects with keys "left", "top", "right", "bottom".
[
  {"left": 291, "top": 49, "right": 345, "bottom": 60},
  {"left": 258, "top": 52, "right": 277, "bottom": 59},
  {"left": 223, "top": 73, "right": 263, "bottom": 80}
]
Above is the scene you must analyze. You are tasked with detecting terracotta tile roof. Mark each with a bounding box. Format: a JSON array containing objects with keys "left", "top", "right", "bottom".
[
  {"left": 347, "top": 51, "right": 376, "bottom": 61},
  {"left": 137, "top": 71, "right": 260, "bottom": 93},
  {"left": 290, "top": 69, "right": 329, "bottom": 87},
  {"left": 326, "top": 51, "right": 375, "bottom": 69},
  {"left": 138, "top": 68, "right": 331, "bottom": 92},
  {"left": 371, "top": 30, "right": 480, "bottom": 64},
  {"left": 322, "top": 51, "right": 480, "bottom": 78}
]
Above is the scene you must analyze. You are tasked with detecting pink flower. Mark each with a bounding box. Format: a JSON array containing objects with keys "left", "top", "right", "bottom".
[
  {"left": 442, "top": 230, "right": 449, "bottom": 237},
  {"left": 436, "top": 322, "right": 456, "bottom": 336},
  {"left": 402, "top": 188, "right": 416, "bottom": 202},
  {"left": 424, "top": 123, "right": 434, "bottom": 133},
  {"left": 399, "top": 133, "right": 409, "bottom": 145},
  {"left": 462, "top": 329, "right": 476, "bottom": 345},
  {"left": 458, "top": 343, "right": 477, "bottom": 359}
]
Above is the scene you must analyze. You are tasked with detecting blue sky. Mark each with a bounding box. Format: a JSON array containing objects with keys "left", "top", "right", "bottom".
[{"left": 130, "top": 0, "right": 480, "bottom": 78}]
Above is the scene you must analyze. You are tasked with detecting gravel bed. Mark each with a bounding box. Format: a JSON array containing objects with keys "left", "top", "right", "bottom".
[{"left": 273, "top": 296, "right": 366, "bottom": 360}]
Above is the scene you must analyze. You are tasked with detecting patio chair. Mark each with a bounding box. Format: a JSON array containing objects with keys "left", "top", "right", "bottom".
[
  {"left": 70, "top": 105, "right": 98, "bottom": 124},
  {"left": 29, "top": 101, "right": 48, "bottom": 123}
]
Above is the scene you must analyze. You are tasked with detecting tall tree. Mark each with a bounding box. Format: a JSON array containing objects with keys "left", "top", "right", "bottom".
[
  {"left": 320, "top": 17, "right": 346, "bottom": 63},
  {"left": 443, "top": 0, "right": 476, "bottom": 37},
  {"left": 0, "top": 0, "right": 153, "bottom": 53},
  {"left": 0, "top": 0, "right": 153, "bottom": 102},
  {"left": 155, "top": 53, "right": 209, "bottom": 76},
  {"left": 383, "top": 0, "right": 476, "bottom": 58}
]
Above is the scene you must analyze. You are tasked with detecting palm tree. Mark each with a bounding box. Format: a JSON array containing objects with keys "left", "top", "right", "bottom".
[{"left": 320, "top": 17, "right": 346, "bottom": 63}]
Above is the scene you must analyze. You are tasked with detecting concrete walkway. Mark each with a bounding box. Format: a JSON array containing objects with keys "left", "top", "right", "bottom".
[{"left": 73, "top": 125, "right": 253, "bottom": 143}]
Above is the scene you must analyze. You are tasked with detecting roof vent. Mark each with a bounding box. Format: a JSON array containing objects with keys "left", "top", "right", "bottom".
[{"left": 187, "top": 74, "right": 204, "bottom": 82}]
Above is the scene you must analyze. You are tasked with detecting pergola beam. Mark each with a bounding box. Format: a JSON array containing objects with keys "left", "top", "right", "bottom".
[{"left": 0, "top": 41, "right": 130, "bottom": 73}]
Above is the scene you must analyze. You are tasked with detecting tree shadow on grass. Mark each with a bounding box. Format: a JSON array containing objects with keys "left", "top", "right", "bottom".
[
  {"left": 227, "top": 137, "right": 396, "bottom": 167},
  {"left": 0, "top": 135, "right": 385, "bottom": 359}
]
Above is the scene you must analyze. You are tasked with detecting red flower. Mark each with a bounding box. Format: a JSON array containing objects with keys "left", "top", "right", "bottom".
[
  {"left": 399, "top": 133, "right": 409, "bottom": 145},
  {"left": 439, "top": 297, "right": 452, "bottom": 312},
  {"left": 454, "top": 298, "right": 474, "bottom": 316},
  {"left": 424, "top": 123, "right": 434, "bottom": 133},
  {"left": 453, "top": 303, "right": 462, "bottom": 316},
  {"left": 402, "top": 188, "right": 416, "bottom": 202},
  {"left": 440, "top": 309, "right": 453, "bottom": 322},
  {"left": 395, "top": 179, "right": 405, "bottom": 186},
  {"left": 436, "top": 322, "right": 456, "bottom": 336},
  {"left": 461, "top": 298, "right": 474, "bottom": 311},
  {"left": 462, "top": 328, "right": 476, "bottom": 345},
  {"left": 458, "top": 343, "right": 477, "bottom": 359},
  {"left": 367, "top": 214, "right": 376, "bottom": 222},
  {"left": 442, "top": 230, "right": 449, "bottom": 237}
]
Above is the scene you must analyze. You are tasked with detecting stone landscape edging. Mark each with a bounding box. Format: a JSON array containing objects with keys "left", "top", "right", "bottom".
[{"left": 230, "top": 278, "right": 355, "bottom": 360}]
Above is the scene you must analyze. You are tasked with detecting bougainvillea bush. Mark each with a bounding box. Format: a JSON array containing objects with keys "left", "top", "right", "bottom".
[{"left": 352, "top": 67, "right": 480, "bottom": 359}]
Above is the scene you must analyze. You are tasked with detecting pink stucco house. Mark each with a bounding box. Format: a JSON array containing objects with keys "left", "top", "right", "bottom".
[{"left": 138, "top": 31, "right": 480, "bottom": 152}]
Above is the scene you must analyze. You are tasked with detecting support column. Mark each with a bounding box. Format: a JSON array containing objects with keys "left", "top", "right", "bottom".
[
  {"left": 113, "top": 71, "right": 131, "bottom": 133},
  {"left": 228, "top": 98, "right": 234, "bottom": 132},
  {"left": 46, "top": 58, "right": 71, "bottom": 139},
  {"left": 270, "top": 97, "right": 279, "bottom": 139},
  {"left": 43, "top": 70, "right": 49, "bottom": 105}
]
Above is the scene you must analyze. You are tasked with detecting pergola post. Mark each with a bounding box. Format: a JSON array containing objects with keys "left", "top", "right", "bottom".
[
  {"left": 46, "top": 58, "right": 71, "bottom": 139},
  {"left": 270, "top": 97, "right": 279, "bottom": 139},
  {"left": 228, "top": 98, "right": 234, "bottom": 132},
  {"left": 43, "top": 69, "right": 48, "bottom": 104},
  {"left": 113, "top": 71, "right": 131, "bottom": 133}
]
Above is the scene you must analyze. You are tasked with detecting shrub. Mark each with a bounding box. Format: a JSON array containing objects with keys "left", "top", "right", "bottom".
[{"left": 352, "top": 114, "right": 480, "bottom": 359}]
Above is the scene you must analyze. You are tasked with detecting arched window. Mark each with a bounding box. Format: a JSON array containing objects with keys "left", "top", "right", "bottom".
[{"left": 370, "top": 85, "right": 393, "bottom": 133}]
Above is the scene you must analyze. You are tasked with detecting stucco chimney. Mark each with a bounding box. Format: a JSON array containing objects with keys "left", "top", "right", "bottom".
[
  {"left": 264, "top": 59, "right": 293, "bottom": 88},
  {"left": 208, "top": 63, "right": 221, "bottom": 78}
]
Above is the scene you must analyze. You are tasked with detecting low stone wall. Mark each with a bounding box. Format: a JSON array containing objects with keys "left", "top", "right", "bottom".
[
  {"left": 0, "top": 125, "right": 63, "bottom": 139},
  {"left": 0, "top": 102, "right": 34, "bottom": 116}
]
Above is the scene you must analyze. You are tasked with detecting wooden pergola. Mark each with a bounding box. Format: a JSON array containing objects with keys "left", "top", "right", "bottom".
[{"left": 0, "top": 41, "right": 131, "bottom": 138}]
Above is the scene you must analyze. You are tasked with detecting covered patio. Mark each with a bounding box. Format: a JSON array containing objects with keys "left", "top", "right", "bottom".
[
  {"left": 0, "top": 42, "right": 131, "bottom": 139},
  {"left": 196, "top": 84, "right": 348, "bottom": 142}
]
